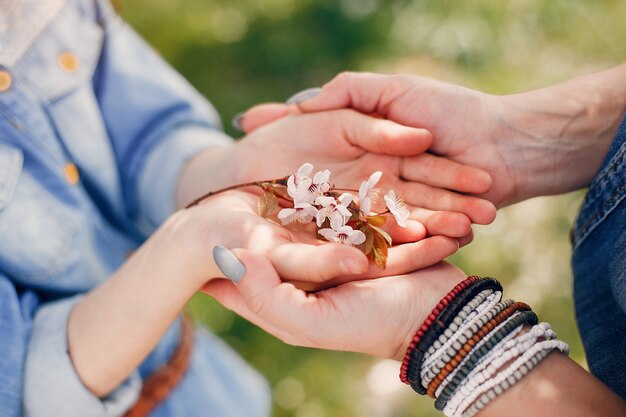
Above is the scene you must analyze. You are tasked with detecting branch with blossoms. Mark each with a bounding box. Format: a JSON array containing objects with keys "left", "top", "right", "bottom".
[{"left": 186, "top": 163, "right": 410, "bottom": 269}]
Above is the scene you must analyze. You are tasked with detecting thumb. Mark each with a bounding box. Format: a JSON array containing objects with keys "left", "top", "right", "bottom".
[{"left": 212, "top": 246, "right": 282, "bottom": 315}]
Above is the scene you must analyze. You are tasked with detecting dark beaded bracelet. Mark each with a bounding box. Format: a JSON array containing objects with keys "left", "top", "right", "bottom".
[
  {"left": 407, "top": 277, "right": 503, "bottom": 394},
  {"left": 400, "top": 276, "right": 481, "bottom": 384},
  {"left": 434, "top": 310, "right": 539, "bottom": 410}
]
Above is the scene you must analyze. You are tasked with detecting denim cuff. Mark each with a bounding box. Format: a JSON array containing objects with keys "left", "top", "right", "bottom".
[
  {"left": 136, "top": 126, "right": 233, "bottom": 234},
  {"left": 23, "top": 296, "right": 142, "bottom": 417}
]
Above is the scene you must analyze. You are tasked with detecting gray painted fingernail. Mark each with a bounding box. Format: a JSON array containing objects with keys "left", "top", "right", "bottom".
[
  {"left": 213, "top": 246, "right": 246, "bottom": 283},
  {"left": 285, "top": 87, "right": 322, "bottom": 105},
  {"left": 231, "top": 112, "right": 245, "bottom": 131}
]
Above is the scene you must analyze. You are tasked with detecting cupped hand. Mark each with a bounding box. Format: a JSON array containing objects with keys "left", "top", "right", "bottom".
[
  {"left": 229, "top": 109, "right": 496, "bottom": 242},
  {"left": 177, "top": 190, "right": 459, "bottom": 291},
  {"left": 202, "top": 258, "right": 467, "bottom": 360}
]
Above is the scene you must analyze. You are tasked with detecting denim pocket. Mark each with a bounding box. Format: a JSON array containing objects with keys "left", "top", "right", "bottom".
[{"left": 0, "top": 144, "right": 81, "bottom": 286}]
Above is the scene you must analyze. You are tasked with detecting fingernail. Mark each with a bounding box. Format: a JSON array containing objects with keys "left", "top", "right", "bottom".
[
  {"left": 340, "top": 258, "right": 364, "bottom": 275},
  {"left": 285, "top": 87, "right": 322, "bottom": 105},
  {"left": 231, "top": 112, "right": 245, "bottom": 131},
  {"left": 213, "top": 246, "right": 246, "bottom": 283}
]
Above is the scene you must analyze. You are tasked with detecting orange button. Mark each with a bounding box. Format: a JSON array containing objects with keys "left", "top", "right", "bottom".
[
  {"left": 0, "top": 70, "right": 12, "bottom": 92},
  {"left": 64, "top": 163, "right": 80, "bottom": 185},
  {"left": 58, "top": 53, "right": 80, "bottom": 73}
]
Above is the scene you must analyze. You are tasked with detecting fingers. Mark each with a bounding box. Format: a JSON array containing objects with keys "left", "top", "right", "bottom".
[
  {"left": 297, "top": 235, "right": 460, "bottom": 290},
  {"left": 268, "top": 242, "right": 369, "bottom": 282},
  {"left": 381, "top": 219, "right": 427, "bottom": 244},
  {"left": 297, "top": 72, "right": 409, "bottom": 116},
  {"left": 457, "top": 229, "right": 474, "bottom": 248},
  {"left": 401, "top": 153, "right": 492, "bottom": 194},
  {"left": 338, "top": 111, "right": 433, "bottom": 156},
  {"left": 238, "top": 103, "right": 300, "bottom": 133},
  {"left": 373, "top": 235, "right": 459, "bottom": 277},
  {"left": 400, "top": 181, "right": 497, "bottom": 225},
  {"left": 409, "top": 207, "right": 472, "bottom": 238}
]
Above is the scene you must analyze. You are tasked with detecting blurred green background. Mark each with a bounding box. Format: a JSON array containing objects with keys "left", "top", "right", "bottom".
[{"left": 119, "top": 1, "right": 626, "bottom": 416}]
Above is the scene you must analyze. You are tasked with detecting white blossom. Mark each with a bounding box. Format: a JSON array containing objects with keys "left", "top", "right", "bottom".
[
  {"left": 384, "top": 190, "right": 410, "bottom": 227},
  {"left": 315, "top": 193, "right": 353, "bottom": 227},
  {"left": 287, "top": 163, "right": 331, "bottom": 204},
  {"left": 277, "top": 203, "right": 318, "bottom": 225},
  {"left": 358, "top": 171, "right": 382, "bottom": 214},
  {"left": 318, "top": 224, "right": 366, "bottom": 246}
]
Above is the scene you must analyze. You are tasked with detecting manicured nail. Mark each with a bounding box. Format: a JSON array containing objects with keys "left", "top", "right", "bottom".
[
  {"left": 285, "top": 87, "right": 322, "bottom": 105},
  {"left": 213, "top": 246, "right": 246, "bottom": 283},
  {"left": 231, "top": 112, "right": 245, "bottom": 131},
  {"left": 340, "top": 258, "right": 364, "bottom": 275}
]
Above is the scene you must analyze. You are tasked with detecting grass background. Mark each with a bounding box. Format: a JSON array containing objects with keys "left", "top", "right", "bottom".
[{"left": 119, "top": 1, "right": 626, "bottom": 415}]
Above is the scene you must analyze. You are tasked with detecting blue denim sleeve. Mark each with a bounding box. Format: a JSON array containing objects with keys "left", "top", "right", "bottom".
[
  {"left": 0, "top": 275, "right": 35, "bottom": 417},
  {"left": 23, "top": 295, "right": 142, "bottom": 417},
  {"left": 94, "top": 1, "right": 232, "bottom": 232}
]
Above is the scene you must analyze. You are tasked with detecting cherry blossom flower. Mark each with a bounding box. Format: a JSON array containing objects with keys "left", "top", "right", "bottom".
[
  {"left": 277, "top": 203, "right": 319, "bottom": 225},
  {"left": 384, "top": 190, "right": 410, "bottom": 227},
  {"left": 315, "top": 193, "right": 353, "bottom": 227},
  {"left": 287, "top": 164, "right": 331, "bottom": 204},
  {"left": 358, "top": 171, "right": 382, "bottom": 214},
  {"left": 318, "top": 224, "right": 366, "bottom": 246}
]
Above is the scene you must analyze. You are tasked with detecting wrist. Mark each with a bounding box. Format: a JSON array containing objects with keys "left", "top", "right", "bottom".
[
  {"left": 495, "top": 65, "right": 626, "bottom": 201},
  {"left": 176, "top": 144, "right": 240, "bottom": 210}
]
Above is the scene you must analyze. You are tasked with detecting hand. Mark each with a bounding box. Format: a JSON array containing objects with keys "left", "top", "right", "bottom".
[
  {"left": 241, "top": 66, "right": 626, "bottom": 207},
  {"left": 202, "top": 259, "right": 466, "bottom": 360},
  {"left": 177, "top": 190, "right": 460, "bottom": 290},
  {"left": 226, "top": 109, "right": 496, "bottom": 242}
]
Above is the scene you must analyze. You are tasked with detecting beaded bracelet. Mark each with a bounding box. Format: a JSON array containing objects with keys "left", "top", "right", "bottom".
[
  {"left": 424, "top": 290, "right": 497, "bottom": 360},
  {"left": 421, "top": 294, "right": 506, "bottom": 388},
  {"left": 425, "top": 302, "right": 533, "bottom": 398},
  {"left": 455, "top": 326, "right": 556, "bottom": 398},
  {"left": 421, "top": 290, "right": 500, "bottom": 380},
  {"left": 462, "top": 342, "right": 567, "bottom": 417},
  {"left": 434, "top": 314, "right": 528, "bottom": 407},
  {"left": 400, "top": 276, "right": 481, "bottom": 384},
  {"left": 407, "top": 278, "right": 503, "bottom": 392},
  {"left": 445, "top": 339, "right": 569, "bottom": 417},
  {"left": 423, "top": 291, "right": 499, "bottom": 365}
]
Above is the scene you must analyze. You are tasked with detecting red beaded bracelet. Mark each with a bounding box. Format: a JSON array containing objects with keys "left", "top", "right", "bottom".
[{"left": 399, "top": 276, "right": 480, "bottom": 384}]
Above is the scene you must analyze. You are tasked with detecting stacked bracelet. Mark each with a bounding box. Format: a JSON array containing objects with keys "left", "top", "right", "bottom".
[
  {"left": 407, "top": 278, "right": 503, "bottom": 394},
  {"left": 400, "top": 276, "right": 481, "bottom": 384},
  {"left": 399, "top": 276, "right": 569, "bottom": 417}
]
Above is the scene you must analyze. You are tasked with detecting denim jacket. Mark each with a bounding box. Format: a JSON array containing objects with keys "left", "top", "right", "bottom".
[
  {"left": 0, "top": 1, "right": 270, "bottom": 416},
  {"left": 571, "top": 114, "right": 626, "bottom": 399}
]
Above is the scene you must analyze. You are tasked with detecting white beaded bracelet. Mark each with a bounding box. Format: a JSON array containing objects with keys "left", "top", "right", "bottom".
[
  {"left": 421, "top": 291, "right": 502, "bottom": 385},
  {"left": 445, "top": 339, "right": 569, "bottom": 417},
  {"left": 435, "top": 318, "right": 526, "bottom": 399},
  {"left": 445, "top": 327, "right": 555, "bottom": 413}
]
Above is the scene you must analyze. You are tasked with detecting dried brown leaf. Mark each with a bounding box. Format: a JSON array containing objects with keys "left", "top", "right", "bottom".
[
  {"left": 357, "top": 223, "right": 375, "bottom": 255},
  {"left": 370, "top": 225, "right": 393, "bottom": 247},
  {"left": 366, "top": 215, "right": 387, "bottom": 227},
  {"left": 259, "top": 191, "right": 278, "bottom": 217}
]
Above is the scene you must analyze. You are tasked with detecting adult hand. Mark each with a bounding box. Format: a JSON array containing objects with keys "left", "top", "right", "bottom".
[
  {"left": 223, "top": 110, "right": 496, "bottom": 241},
  {"left": 202, "top": 260, "right": 466, "bottom": 360},
  {"left": 240, "top": 65, "right": 626, "bottom": 207}
]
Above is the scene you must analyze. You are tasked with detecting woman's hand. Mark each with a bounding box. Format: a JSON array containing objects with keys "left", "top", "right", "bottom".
[
  {"left": 178, "top": 110, "right": 497, "bottom": 242},
  {"left": 177, "top": 190, "right": 460, "bottom": 290},
  {"left": 241, "top": 66, "right": 626, "bottom": 207},
  {"left": 203, "top": 259, "right": 466, "bottom": 360}
]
